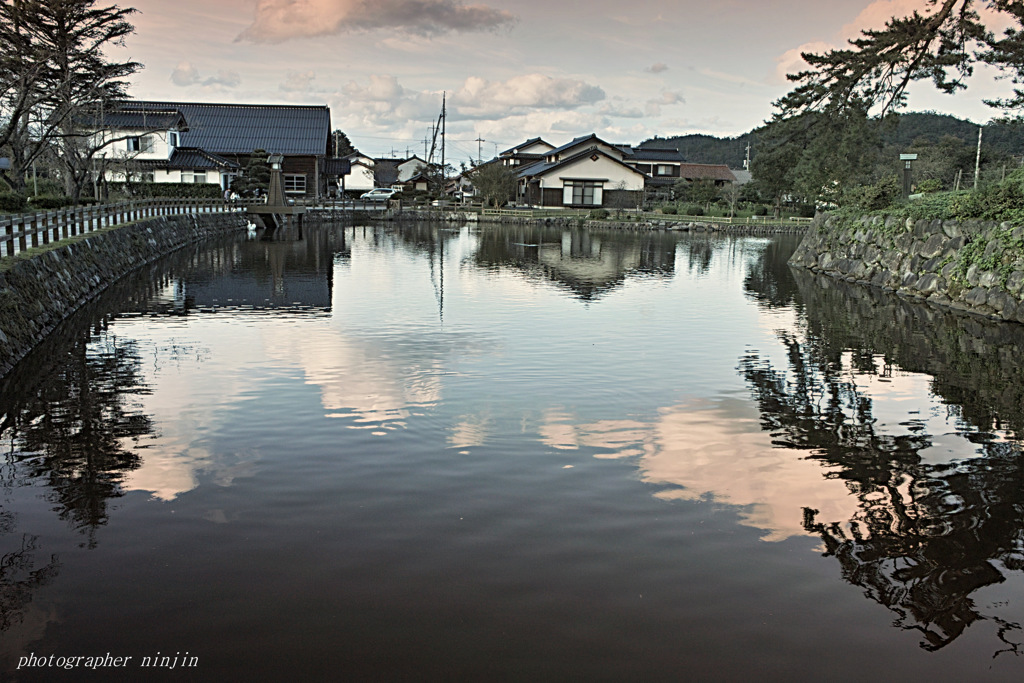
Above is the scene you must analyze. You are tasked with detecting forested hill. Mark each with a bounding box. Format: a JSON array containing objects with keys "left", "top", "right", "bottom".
[
  {"left": 640, "top": 112, "right": 1024, "bottom": 167},
  {"left": 639, "top": 133, "right": 753, "bottom": 168}
]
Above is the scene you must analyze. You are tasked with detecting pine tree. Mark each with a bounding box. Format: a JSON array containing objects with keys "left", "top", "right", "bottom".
[
  {"left": 777, "top": 0, "right": 1024, "bottom": 118},
  {"left": 0, "top": 0, "right": 140, "bottom": 198}
]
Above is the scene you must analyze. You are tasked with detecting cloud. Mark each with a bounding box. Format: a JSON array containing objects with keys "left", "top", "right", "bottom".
[
  {"left": 238, "top": 0, "right": 517, "bottom": 43},
  {"left": 774, "top": 41, "right": 833, "bottom": 84},
  {"left": 204, "top": 70, "right": 243, "bottom": 88},
  {"left": 644, "top": 90, "right": 684, "bottom": 117},
  {"left": 451, "top": 74, "right": 605, "bottom": 119},
  {"left": 645, "top": 63, "right": 668, "bottom": 74},
  {"left": 280, "top": 70, "right": 317, "bottom": 92},
  {"left": 170, "top": 62, "right": 201, "bottom": 86},
  {"left": 170, "top": 62, "right": 242, "bottom": 88},
  {"left": 599, "top": 101, "right": 644, "bottom": 119}
]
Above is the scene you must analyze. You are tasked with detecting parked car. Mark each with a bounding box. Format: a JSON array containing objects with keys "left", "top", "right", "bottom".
[{"left": 360, "top": 188, "right": 399, "bottom": 202}]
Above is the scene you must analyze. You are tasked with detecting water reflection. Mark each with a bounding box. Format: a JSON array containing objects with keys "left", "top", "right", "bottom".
[
  {"left": 1, "top": 331, "right": 151, "bottom": 548},
  {"left": 472, "top": 225, "right": 678, "bottom": 300},
  {"left": 128, "top": 228, "right": 340, "bottom": 315},
  {"left": 739, "top": 267, "right": 1024, "bottom": 652}
]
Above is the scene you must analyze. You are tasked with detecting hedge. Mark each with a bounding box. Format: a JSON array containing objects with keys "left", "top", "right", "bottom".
[{"left": 106, "top": 182, "right": 223, "bottom": 199}]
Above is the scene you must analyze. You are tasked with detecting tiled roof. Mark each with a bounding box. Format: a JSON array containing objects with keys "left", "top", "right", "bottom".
[
  {"left": 324, "top": 158, "right": 352, "bottom": 175},
  {"left": 628, "top": 148, "right": 687, "bottom": 163},
  {"left": 546, "top": 134, "right": 605, "bottom": 158},
  {"left": 101, "top": 108, "right": 188, "bottom": 131},
  {"left": 678, "top": 164, "right": 737, "bottom": 182},
  {"left": 136, "top": 148, "right": 239, "bottom": 170},
  {"left": 499, "top": 137, "right": 552, "bottom": 156},
  {"left": 517, "top": 147, "right": 644, "bottom": 180},
  {"left": 130, "top": 101, "right": 330, "bottom": 156}
]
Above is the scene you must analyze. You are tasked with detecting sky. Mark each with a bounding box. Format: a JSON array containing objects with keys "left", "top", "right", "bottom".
[{"left": 112, "top": 0, "right": 1015, "bottom": 164}]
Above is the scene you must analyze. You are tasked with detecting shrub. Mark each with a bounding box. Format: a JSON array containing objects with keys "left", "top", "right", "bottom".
[
  {"left": 916, "top": 178, "right": 943, "bottom": 194},
  {"left": 685, "top": 205, "right": 704, "bottom": 216},
  {"left": 588, "top": 208, "right": 609, "bottom": 220},
  {"left": 106, "top": 182, "right": 223, "bottom": 199},
  {"left": 754, "top": 205, "right": 769, "bottom": 216},
  {"left": 29, "top": 195, "right": 72, "bottom": 210},
  {"left": 661, "top": 205, "right": 677, "bottom": 215},
  {"left": 0, "top": 193, "right": 27, "bottom": 212}
]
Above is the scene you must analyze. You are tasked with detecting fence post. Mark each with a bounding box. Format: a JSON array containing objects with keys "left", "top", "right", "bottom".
[{"left": 2, "top": 218, "right": 13, "bottom": 258}]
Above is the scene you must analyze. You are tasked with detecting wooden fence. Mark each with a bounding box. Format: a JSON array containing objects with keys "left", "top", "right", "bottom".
[{"left": 0, "top": 198, "right": 263, "bottom": 258}]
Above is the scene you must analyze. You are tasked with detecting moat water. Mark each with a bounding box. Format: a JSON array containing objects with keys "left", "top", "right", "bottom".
[{"left": 3, "top": 222, "right": 1024, "bottom": 680}]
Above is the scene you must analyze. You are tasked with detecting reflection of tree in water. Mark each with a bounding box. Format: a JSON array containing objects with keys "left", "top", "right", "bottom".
[
  {"left": 742, "top": 235, "right": 804, "bottom": 309},
  {"left": 0, "top": 328, "right": 152, "bottom": 549},
  {"left": 0, "top": 533, "right": 61, "bottom": 634},
  {"left": 685, "top": 237, "right": 715, "bottom": 275},
  {"left": 741, "top": 266, "right": 1024, "bottom": 651}
]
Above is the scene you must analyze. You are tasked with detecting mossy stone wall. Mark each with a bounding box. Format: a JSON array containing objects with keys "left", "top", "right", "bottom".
[
  {"left": 0, "top": 213, "right": 247, "bottom": 377},
  {"left": 789, "top": 213, "right": 1024, "bottom": 323}
]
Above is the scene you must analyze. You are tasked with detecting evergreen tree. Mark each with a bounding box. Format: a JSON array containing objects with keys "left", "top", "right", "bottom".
[
  {"left": 0, "top": 0, "right": 141, "bottom": 199},
  {"left": 778, "top": 0, "right": 1024, "bottom": 118}
]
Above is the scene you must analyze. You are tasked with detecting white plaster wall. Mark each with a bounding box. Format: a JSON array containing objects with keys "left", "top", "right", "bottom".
[{"left": 544, "top": 156, "right": 645, "bottom": 191}]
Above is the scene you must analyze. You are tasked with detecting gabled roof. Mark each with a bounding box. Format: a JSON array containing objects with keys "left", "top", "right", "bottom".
[
  {"left": 518, "top": 147, "right": 645, "bottom": 180},
  {"left": 101, "top": 106, "right": 189, "bottom": 131},
  {"left": 130, "top": 101, "right": 331, "bottom": 156},
  {"left": 546, "top": 134, "right": 603, "bottom": 158},
  {"left": 500, "top": 137, "right": 554, "bottom": 156},
  {"left": 324, "top": 158, "right": 352, "bottom": 175}
]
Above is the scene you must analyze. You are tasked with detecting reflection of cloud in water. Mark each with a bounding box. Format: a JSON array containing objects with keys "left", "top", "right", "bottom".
[
  {"left": 449, "top": 414, "right": 492, "bottom": 451},
  {"left": 539, "top": 350, "right": 1011, "bottom": 542},
  {"left": 540, "top": 400, "right": 860, "bottom": 542},
  {"left": 120, "top": 329, "right": 267, "bottom": 501},
  {"left": 264, "top": 327, "right": 443, "bottom": 429}
]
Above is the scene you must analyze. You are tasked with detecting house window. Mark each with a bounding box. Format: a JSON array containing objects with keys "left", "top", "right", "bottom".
[
  {"left": 181, "top": 170, "right": 207, "bottom": 183},
  {"left": 142, "top": 171, "right": 155, "bottom": 183},
  {"left": 126, "top": 135, "right": 155, "bottom": 153},
  {"left": 169, "top": 131, "right": 179, "bottom": 148},
  {"left": 284, "top": 174, "right": 306, "bottom": 194},
  {"left": 656, "top": 164, "right": 674, "bottom": 176},
  {"left": 567, "top": 181, "right": 602, "bottom": 206}
]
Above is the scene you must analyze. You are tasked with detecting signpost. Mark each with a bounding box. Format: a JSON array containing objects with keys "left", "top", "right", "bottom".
[{"left": 900, "top": 153, "right": 918, "bottom": 199}]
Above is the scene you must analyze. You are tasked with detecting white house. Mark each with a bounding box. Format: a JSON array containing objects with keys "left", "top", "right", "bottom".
[
  {"left": 515, "top": 135, "right": 646, "bottom": 209},
  {"left": 91, "top": 107, "right": 240, "bottom": 188},
  {"left": 340, "top": 152, "right": 376, "bottom": 192}
]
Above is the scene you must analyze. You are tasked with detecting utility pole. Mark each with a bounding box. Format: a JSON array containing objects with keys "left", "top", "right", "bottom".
[
  {"left": 743, "top": 142, "right": 751, "bottom": 170},
  {"left": 440, "top": 92, "right": 447, "bottom": 190},
  {"left": 974, "top": 126, "right": 983, "bottom": 191},
  {"left": 475, "top": 136, "right": 485, "bottom": 165}
]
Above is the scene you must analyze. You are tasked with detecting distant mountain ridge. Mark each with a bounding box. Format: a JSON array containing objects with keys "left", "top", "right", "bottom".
[{"left": 639, "top": 112, "right": 1024, "bottom": 168}]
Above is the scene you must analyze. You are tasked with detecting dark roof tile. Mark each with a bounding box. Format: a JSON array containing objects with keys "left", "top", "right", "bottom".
[{"left": 130, "top": 101, "right": 330, "bottom": 156}]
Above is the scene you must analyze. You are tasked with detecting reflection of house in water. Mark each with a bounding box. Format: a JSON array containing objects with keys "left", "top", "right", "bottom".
[
  {"left": 132, "top": 228, "right": 348, "bottom": 315},
  {"left": 473, "top": 225, "right": 678, "bottom": 301}
]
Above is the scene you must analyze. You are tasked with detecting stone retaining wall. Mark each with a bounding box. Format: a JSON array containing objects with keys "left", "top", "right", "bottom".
[
  {"left": 386, "top": 210, "right": 806, "bottom": 235},
  {"left": 789, "top": 213, "right": 1024, "bottom": 323},
  {"left": 0, "top": 213, "right": 247, "bottom": 377}
]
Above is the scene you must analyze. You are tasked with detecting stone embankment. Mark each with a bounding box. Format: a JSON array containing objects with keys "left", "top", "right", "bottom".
[
  {"left": 0, "top": 213, "right": 247, "bottom": 377},
  {"left": 789, "top": 213, "right": 1024, "bottom": 323},
  {"left": 387, "top": 210, "right": 806, "bottom": 235}
]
